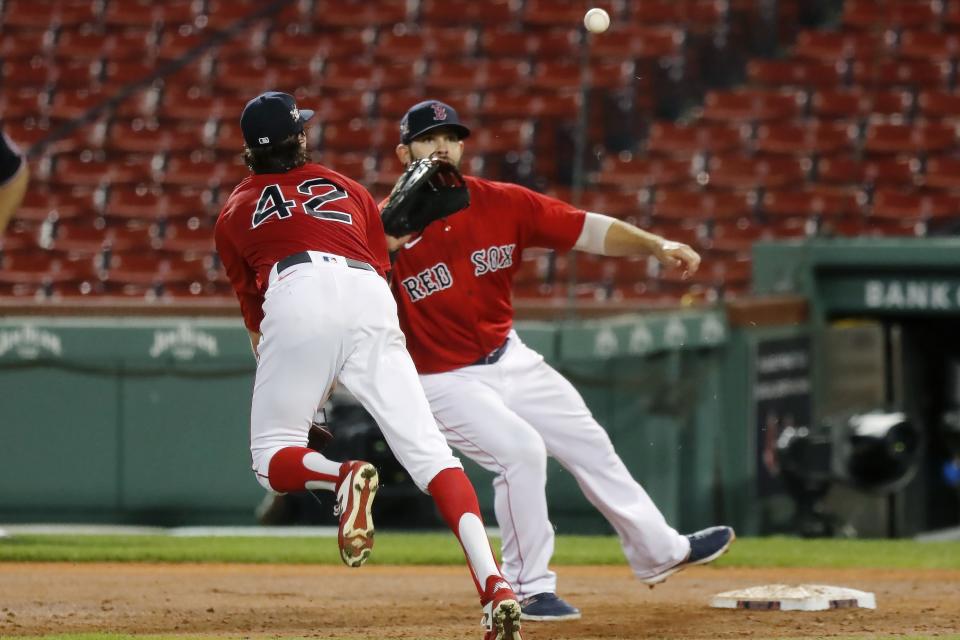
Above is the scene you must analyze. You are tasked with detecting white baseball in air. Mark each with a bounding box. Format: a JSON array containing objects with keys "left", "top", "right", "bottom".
[{"left": 584, "top": 7, "right": 610, "bottom": 33}]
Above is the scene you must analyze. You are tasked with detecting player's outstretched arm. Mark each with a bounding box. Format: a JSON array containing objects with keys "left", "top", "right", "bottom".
[{"left": 574, "top": 213, "right": 701, "bottom": 278}]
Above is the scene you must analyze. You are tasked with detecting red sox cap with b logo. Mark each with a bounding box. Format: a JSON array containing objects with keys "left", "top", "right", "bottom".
[{"left": 399, "top": 100, "right": 471, "bottom": 145}]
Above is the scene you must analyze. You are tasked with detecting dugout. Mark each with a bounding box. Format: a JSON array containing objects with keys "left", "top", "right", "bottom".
[{"left": 752, "top": 238, "right": 960, "bottom": 538}]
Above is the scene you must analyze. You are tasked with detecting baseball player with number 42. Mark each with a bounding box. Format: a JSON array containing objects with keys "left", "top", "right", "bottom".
[
  {"left": 380, "top": 100, "right": 737, "bottom": 622},
  {"left": 215, "top": 92, "right": 525, "bottom": 640}
]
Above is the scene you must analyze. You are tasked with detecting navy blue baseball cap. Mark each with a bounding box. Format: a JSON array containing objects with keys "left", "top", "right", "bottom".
[
  {"left": 399, "top": 100, "right": 471, "bottom": 145},
  {"left": 240, "top": 91, "right": 315, "bottom": 149}
]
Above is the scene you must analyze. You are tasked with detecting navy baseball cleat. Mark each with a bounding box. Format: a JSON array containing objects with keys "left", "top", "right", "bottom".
[
  {"left": 639, "top": 525, "right": 736, "bottom": 586},
  {"left": 520, "top": 592, "right": 582, "bottom": 621}
]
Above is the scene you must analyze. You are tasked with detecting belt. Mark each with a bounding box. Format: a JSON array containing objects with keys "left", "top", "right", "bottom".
[
  {"left": 277, "top": 251, "right": 375, "bottom": 275},
  {"left": 470, "top": 338, "right": 509, "bottom": 366}
]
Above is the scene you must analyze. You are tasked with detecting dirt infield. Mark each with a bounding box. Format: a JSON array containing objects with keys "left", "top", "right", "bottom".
[{"left": 0, "top": 563, "right": 957, "bottom": 639}]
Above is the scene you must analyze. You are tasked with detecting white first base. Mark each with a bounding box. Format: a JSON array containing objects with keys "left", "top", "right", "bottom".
[{"left": 711, "top": 584, "right": 877, "bottom": 611}]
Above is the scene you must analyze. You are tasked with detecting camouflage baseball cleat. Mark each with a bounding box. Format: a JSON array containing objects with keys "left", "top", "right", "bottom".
[{"left": 334, "top": 461, "right": 379, "bottom": 568}]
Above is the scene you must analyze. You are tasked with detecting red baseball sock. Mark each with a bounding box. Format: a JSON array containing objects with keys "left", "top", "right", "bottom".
[
  {"left": 266, "top": 446, "right": 346, "bottom": 492},
  {"left": 428, "top": 467, "right": 503, "bottom": 599}
]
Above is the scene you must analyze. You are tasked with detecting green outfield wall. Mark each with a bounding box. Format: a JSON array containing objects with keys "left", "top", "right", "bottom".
[{"left": 0, "top": 309, "right": 791, "bottom": 535}]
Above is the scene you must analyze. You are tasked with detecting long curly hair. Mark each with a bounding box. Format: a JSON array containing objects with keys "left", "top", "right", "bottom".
[{"left": 243, "top": 133, "right": 309, "bottom": 174}]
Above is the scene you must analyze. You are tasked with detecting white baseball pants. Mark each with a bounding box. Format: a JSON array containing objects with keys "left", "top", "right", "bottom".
[
  {"left": 249, "top": 251, "right": 462, "bottom": 492},
  {"left": 419, "top": 330, "right": 690, "bottom": 597}
]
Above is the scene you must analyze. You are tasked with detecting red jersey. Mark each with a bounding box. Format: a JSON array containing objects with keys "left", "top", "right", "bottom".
[
  {"left": 215, "top": 163, "right": 390, "bottom": 332},
  {"left": 389, "top": 176, "right": 586, "bottom": 374}
]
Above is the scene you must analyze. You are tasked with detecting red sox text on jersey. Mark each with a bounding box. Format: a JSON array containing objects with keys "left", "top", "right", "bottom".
[
  {"left": 400, "top": 243, "right": 517, "bottom": 302},
  {"left": 389, "top": 176, "right": 585, "bottom": 374}
]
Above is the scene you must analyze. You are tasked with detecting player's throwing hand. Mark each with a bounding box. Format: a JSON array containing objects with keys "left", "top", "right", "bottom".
[{"left": 653, "top": 240, "right": 701, "bottom": 279}]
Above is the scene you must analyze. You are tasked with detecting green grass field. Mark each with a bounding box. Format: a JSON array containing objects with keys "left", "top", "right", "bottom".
[{"left": 1, "top": 533, "right": 959, "bottom": 569}]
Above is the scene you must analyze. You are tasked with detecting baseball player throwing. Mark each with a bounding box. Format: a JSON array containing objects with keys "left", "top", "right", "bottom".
[
  {"left": 383, "top": 100, "right": 736, "bottom": 621},
  {"left": 215, "top": 92, "right": 524, "bottom": 640}
]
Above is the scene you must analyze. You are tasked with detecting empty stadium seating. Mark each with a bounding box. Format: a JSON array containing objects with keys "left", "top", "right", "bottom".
[{"left": 3, "top": 0, "right": 960, "bottom": 306}]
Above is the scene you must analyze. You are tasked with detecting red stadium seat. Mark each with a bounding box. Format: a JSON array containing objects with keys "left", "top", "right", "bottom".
[
  {"left": 652, "top": 190, "right": 753, "bottom": 224},
  {"left": 0, "top": 226, "right": 41, "bottom": 254},
  {"left": 156, "top": 28, "right": 220, "bottom": 62},
  {"left": 817, "top": 156, "right": 919, "bottom": 188},
  {"left": 47, "top": 88, "right": 113, "bottom": 121},
  {"left": 160, "top": 221, "right": 217, "bottom": 254},
  {"left": 164, "top": 188, "right": 209, "bottom": 220},
  {"left": 754, "top": 122, "right": 855, "bottom": 157},
  {"left": 763, "top": 188, "right": 862, "bottom": 220},
  {"left": 842, "top": 1, "right": 939, "bottom": 31},
  {"left": 646, "top": 123, "right": 744, "bottom": 159},
  {"left": 16, "top": 189, "right": 94, "bottom": 224},
  {"left": 420, "top": 0, "right": 514, "bottom": 25},
  {"left": 53, "top": 156, "right": 152, "bottom": 188},
  {"left": 102, "top": 0, "right": 159, "bottom": 30},
  {"left": 917, "top": 90, "right": 960, "bottom": 121},
  {"left": 593, "top": 156, "right": 693, "bottom": 190},
  {"left": 530, "top": 60, "right": 632, "bottom": 91},
  {"left": 588, "top": 26, "right": 683, "bottom": 60},
  {"left": 899, "top": 31, "right": 960, "bottom": 61},
  {"left": 523, "top": 0, "right": 589, "bottom": 27},
  {"left": 375, "top": 28, "right": 476, "bottom": 61},
  {"left": 703, "top": 156, "right": 808, "bottom": 191},
  {"left": 793, "top": 30, "right": 885, "bottom": 62},
  {"left": 106, "top": 121, "right": 200, "bottom": 154},
  {"left": 425, "top": 60, "right": 531, "bottom": 92},
  {"left": 479, "top": 28, "right": 577, "bottom": 59},
  {"left": 631, "top": 0, "right": 725, "bottom": 30},
  {"left": 265, "top": 31, "right": 370, "bottom": 62},
  {"left": 50, "top": 221, "right": 110, "bottom": 256},
  {"left": 852, "top": 60, "right": 951, "bottom": 90},
  {"left": 0, "top": 253, "right": 98, "bottom": 297},
  {"left": 162, "top": 157, "right": 225, "bottom": 188},
  {"left": 3, "top": 58, "right": 57, "bottom": 90},
  {"left": 471, "top": 121, "right": 534, "bottom": 154},
  {"left": 863, "top": 122, "right": 957, "bottom": 156},
  {"left": 53, "top": 31, "right": 112, "bottom": 62},
  {"left": 811, "top": 89, "right": 913, "bottom": 121},
  {"left": 157, "top": 88, "right": 230, "bottom": 122},
  {"left": 0, "top": 30, "right": 52, "bottom": 62},
  {"left": 480, "top": 90, "right": 580, "bottom": 119},
  {"left": 0, "top": 90, "right": 44, "bottom": 121},
  {"left": 157, "top": 0, "right": 195, "bottom": 27},
  {"left": 212, "top": 59, "right": 281, "bottom": 95},
  {"left": 312, "top": 0, "right": 409, "bottom": 27},
  {"left": 707, "top": 222, "right": 774, "bottom": 257},
  {"left": 321, "top": 120, "right": 387, "bottom": 153},
  {"left": 316, "top": 152, "right": 373, "bottom": 179},
  {"left": 922, "top": 156, "right": 960, "bottom": 190},
  {"left": 578, "top": 191, "right": 644, "bottom": 218},
  {"left": 747, "top": 59, "right": 845, "bottom": 89},
  {"left": 3, "top": 0, "right": 97, "bottom": 30},
  {"left": 702, "top": 90, "right": 802, "bottom": 123},
  {"left": 103, "top": 187, "right": 165, "bottom": 223},
  {"left": 320, "top": 61, "right": 418, "bottom": 92},
  {"left": 198, "top": 1, "right": 267, "bottom": 31},
  {"left": 871, "top": 191, "right": 960, "bottom": 231}
]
